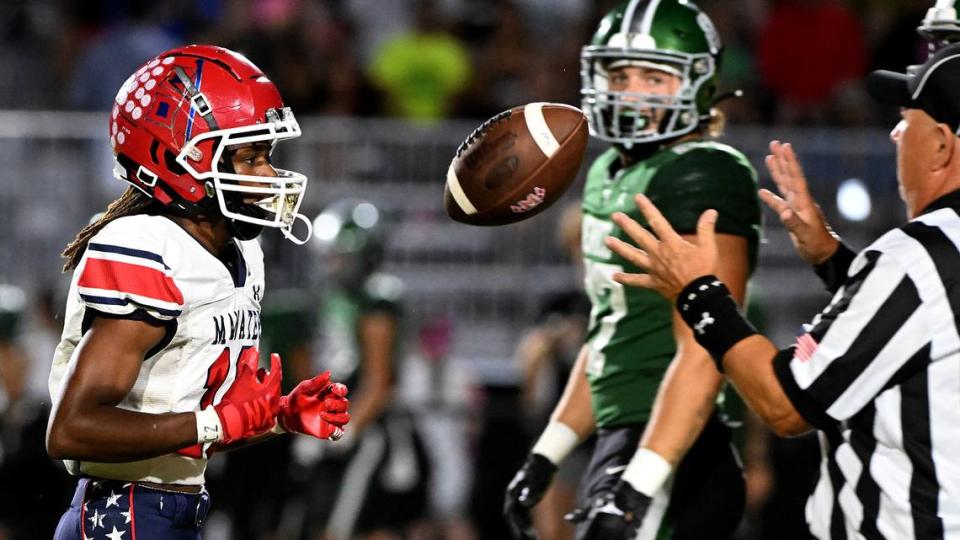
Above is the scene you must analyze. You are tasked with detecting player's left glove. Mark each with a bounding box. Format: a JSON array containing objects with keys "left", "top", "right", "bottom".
[
  {"left": 576, "top": 480, "right": 652, "bottom": 540},
  {"left": 277, "top": 371, "right": 350, "bottom": 440}
]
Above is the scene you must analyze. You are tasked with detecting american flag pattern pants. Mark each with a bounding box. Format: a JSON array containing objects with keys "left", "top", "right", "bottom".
[{"left": 53, "top": 478, "right": 211, "bottom": 540}]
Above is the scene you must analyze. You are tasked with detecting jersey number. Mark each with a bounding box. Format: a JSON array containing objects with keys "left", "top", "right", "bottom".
[
  {"left": 583, "top": 260, "right": 628, "bottom": 376},
  {"left": 177, "top": 345, "right": 251, "bottom": 458}
]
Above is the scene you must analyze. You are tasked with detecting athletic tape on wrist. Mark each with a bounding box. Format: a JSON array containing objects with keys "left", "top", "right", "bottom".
[
  {"left": 195, "top": 406, "right": 224, "bottom": 444},
  {"left": 531, "top": 421, "right": 580, "bottom": 465},
  {"left": 621, "top": 448, "right": 673, "bottom": 497},
  {"left": 677, "top": 275, "right": 758, "bottom": 372}
]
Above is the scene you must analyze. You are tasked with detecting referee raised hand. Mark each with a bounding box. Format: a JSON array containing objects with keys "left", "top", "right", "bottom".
[
  {"left": 761, "top": 141, "right": 840, "bottom": 266},
  {"left": 606, "top": 41, "right": 960, "bottom": 539}
]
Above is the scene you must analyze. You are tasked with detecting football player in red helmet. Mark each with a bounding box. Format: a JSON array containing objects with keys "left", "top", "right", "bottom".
[
  {"left": 105, "top": 43, "right": 311, "bottom": 244},
  {"left": 49, "top": 45, "right": 349, "bottom": 539}
]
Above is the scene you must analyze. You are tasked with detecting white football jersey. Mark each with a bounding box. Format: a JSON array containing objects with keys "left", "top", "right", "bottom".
[{"left": 49, "top": 214, "right": 265, "bottom": 485}]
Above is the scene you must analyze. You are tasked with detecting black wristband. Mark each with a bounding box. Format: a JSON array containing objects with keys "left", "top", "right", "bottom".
[
  {"left": 676, "top": 275, "right": 758, "bottom": 372},
  {"left": 813, "top": 243, "right": 856, "bottom": 294}
]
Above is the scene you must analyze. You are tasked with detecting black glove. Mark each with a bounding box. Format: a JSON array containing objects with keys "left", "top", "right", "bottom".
[
  {"left": 503, "top": 453, "right": 557, "bottom": 539},
  {"left": 579, "top": 480, "right": 653, "bottom": 540}
]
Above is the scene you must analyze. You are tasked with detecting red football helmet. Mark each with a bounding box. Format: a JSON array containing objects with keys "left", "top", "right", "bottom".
[{"left": 109, "top": 44, "right": 311, "bottom": 243}]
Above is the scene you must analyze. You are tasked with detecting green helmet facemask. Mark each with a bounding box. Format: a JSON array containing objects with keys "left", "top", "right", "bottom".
[{"left": 580, "top": 0, "right": 722, "bottom": 147}]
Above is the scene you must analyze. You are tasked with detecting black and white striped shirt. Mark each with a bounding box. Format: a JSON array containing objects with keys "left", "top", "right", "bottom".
[{"left": 773, "top": 190, "right": 960, "bottom": 539}]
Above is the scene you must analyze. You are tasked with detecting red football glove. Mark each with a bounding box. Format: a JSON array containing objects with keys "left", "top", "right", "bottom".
[
  {"left": 277, "top": 371, "right": 351, "bottom": 440},
  {"left": 213, "top": 350, "right": 282, "bottom": 445}
]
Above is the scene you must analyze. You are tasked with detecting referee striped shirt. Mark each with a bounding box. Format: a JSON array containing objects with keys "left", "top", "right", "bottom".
[{"left": 773, "top": 191, "right": 960, "bottom": 539}]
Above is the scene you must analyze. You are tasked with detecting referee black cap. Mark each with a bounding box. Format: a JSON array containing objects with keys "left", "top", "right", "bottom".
[{"left": 868, "top": 42, "right": 960, "bottom": 133}]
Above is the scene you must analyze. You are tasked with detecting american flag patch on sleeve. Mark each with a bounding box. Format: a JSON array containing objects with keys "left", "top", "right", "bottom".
[{"left": 794, "top": 332, "right": 819, "bottom": 362}]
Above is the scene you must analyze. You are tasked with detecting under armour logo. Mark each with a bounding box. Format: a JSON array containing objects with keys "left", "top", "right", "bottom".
[
  {"left": 604, "top": 465, "right": 627, "bottom": 476},
  {"left": 694, "top": 312, "right": 715, "bottom": 335},
  {"left": 252, "top": 285, "right": 261, "bottom": 301},
  {"left": 591, "top": 496, "right": 625, "bottom": 518}
]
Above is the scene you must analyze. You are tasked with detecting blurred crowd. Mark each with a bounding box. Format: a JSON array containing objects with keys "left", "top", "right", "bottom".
[{"left": 0, "top": 0, "right": 941, "bottom": 127}]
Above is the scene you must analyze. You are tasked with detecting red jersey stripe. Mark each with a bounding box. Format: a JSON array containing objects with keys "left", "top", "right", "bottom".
[
  {"left": 129, "top": 482, "right": 137, "bottom": 540},
  {"left": 79, "top": 258, "right": 184, "bottom": 306}
]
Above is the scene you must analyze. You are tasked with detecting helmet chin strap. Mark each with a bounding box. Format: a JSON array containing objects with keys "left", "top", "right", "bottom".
[
  {"left": 224, "top": 203, "right": 266, "bottom": 240},
  {"left": 712, "top": 89, "right": 743, "bottom": 106},
  {"left": 225, "top": 221, "right": 263, "bottom": 241},
  {"left": 280, "top": 214, "right": 313, "bottom": 245},
  {"left": 616, "top": 138, "right": 669, "bottom": 162}
]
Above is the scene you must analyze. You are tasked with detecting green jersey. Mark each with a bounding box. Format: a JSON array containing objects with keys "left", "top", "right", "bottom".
[
  {"left": 317, "top": 273, "right": 404, "bottom": 391},
  {"left": 581, "top": 141, "right": 761, "bottom": 428}
]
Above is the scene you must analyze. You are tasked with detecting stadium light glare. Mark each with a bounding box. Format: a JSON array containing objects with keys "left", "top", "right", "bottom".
[{"left": 836, "top": 178, "right": 871, "bottom": 222}]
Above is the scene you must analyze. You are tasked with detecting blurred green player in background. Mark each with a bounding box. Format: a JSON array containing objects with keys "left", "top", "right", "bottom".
[
  {"left": 504, "top": 1, "right": 761, "bottom": 539},
  {"left": 288, "top": 199, "right": 430, "bottom": 540},
  {"left": 213, "top": 286, "right": 316, "bottom": 540}
]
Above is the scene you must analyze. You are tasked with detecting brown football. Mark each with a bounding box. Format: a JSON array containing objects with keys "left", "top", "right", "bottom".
[{"left": 444, "top": 103, "right": 588, "bottom": 226}]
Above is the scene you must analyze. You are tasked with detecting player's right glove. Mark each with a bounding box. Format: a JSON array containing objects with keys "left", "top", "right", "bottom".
[
  {"left": 503, "top": 453, "right": 557, "bottom": 539},
  {"left": 575, "top": 479, "right": 652, "bottom": 540},
  {"left": 204, "top": 349, "right": 283, "bottom": 445}
]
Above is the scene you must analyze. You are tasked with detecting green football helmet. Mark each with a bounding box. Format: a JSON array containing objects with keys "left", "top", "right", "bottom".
[
  {"left": 0, "top": 284, "right": 26, "bottom": 342},
  {"left": 581, "top": 0, "right": 723, "bottom": 147},
  {"left": 311, "top": 199, "right": 385, "bottom": 291},
  {"left": 918, "top": 1, "right": 960, "bottom": 63}
]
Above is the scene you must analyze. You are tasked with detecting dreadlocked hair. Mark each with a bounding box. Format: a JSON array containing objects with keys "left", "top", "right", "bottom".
[{"left": 61, "top": 187, "right": 157, "bottom": 272}]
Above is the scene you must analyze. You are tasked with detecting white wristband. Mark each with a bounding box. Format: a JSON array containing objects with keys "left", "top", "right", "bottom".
[
  {"left": 621, "top": 448, "right": 673, "bottom": 497},
  {"left": 195, "top": 406, "right": 223, "bottom": 444},
  {"left": 531, "top": 421, "right": 580, "bottom": 465}
]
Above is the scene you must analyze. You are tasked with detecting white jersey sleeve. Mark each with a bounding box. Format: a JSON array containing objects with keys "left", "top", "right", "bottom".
[{"left": 74, "top": 219, "right": 185, "bottom": 321}]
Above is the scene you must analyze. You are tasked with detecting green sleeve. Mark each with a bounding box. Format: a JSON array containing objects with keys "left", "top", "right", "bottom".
[{"left": 646, "top": 146, "right": 761, "bottom": 241}]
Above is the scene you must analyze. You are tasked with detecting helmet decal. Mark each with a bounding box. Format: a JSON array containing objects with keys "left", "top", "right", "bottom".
[
  {"left": 622, "top": 0, "right": 659, "bottom": 35},
  {"left": 182, "top": 59, "right": 206, "bottom": 143},
  {"left": 697, "top": 13, "right": 721, "bottom": 55}
]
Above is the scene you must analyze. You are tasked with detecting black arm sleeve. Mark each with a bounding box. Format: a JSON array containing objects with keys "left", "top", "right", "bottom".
[{"left": 812, "top": 242, "right": 857, "bottom": 294}]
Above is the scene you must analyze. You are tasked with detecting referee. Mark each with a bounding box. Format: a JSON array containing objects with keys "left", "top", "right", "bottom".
[{"left": 603, "top": 42, "right": 960, "bottom": 539}]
